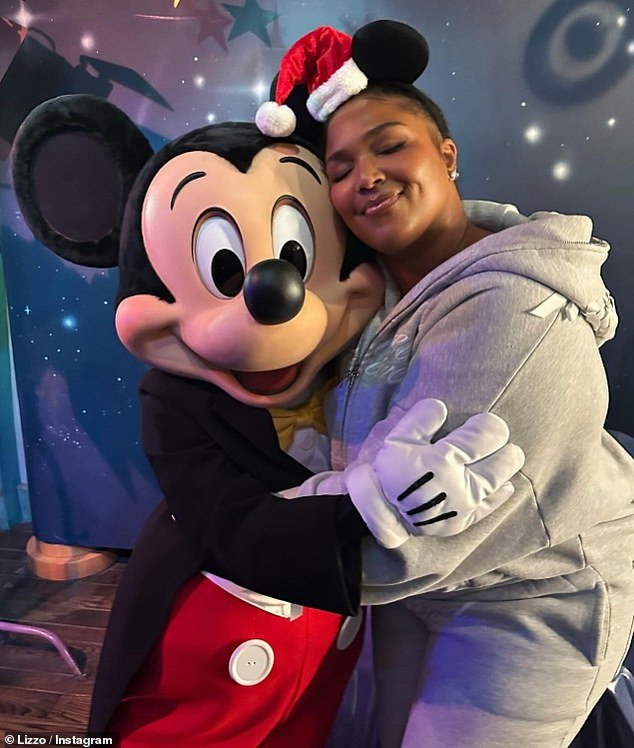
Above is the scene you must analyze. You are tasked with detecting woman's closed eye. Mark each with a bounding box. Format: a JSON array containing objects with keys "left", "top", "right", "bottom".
[
  {"left": 376, "top": 141, "right": 406, "bottom": 155},
  {"left": 328, "top": 165, "right": 353, "bottom": 183},
  {"left": 327, "top": 141, "right": 406, "bottom": 183}
]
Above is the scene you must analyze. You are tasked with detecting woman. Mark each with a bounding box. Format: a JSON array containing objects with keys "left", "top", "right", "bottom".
[{"left": 255, "top": 20, "right": 634, "bottom": 748}]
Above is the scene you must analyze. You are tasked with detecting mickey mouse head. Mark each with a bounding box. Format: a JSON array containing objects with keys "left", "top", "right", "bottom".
[{"left": 12, "top": 95, "right": 383, "bottom": 406}]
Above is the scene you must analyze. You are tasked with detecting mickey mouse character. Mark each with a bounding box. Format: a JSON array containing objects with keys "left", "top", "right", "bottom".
[{"left": 12, "top": 94, "right": 523, "bottom": 745}]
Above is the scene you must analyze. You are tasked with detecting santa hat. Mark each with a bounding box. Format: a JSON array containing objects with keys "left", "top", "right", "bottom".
[{"left": 255, "top": 20, "right": 430, "bottom": 138}]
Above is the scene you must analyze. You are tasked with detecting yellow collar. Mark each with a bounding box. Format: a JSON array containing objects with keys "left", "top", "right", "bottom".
[{"left": 267, "top": 379, "right": 334, "bottom": 451}]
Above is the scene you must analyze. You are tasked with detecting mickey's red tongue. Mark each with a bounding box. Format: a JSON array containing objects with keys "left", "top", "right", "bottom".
[{"left": 235, "top": 364, "right": 300, "bottom": 395}]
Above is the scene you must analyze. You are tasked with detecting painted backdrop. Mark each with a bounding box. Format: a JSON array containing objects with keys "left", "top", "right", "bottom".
[{"left": 0, "top": 0, "right": 633, "bottom": 548}]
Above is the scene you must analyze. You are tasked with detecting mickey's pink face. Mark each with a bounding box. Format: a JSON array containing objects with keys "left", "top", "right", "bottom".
[{"left": 115, "top": 143, "right": 384, "bottom": 407}]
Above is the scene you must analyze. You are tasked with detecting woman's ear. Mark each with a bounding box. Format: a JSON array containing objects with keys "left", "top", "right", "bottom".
[{"left": 440, "top": 138, "right": 458, "bottom": 174}]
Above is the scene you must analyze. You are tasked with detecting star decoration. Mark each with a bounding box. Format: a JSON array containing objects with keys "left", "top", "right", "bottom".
[
  {"left": 193, "top": 1, "right": 233, "bottom": 49},
  {"left": 222, "top": 0, "right": 279, "bottom": 47}
]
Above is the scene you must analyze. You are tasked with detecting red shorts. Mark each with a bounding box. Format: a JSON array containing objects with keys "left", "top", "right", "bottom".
[{"left": 107, "top": 574, "right": 364, "bottom": 747}]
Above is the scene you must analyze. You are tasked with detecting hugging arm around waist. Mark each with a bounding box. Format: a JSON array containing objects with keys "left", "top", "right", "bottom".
[{"left": 139, "top": 368, "right": 368, "bottom": 615}]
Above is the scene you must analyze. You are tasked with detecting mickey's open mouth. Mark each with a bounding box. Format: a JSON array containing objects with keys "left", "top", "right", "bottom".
[{"left": 234, "top": 364, "right": 301, "bottom": 395}]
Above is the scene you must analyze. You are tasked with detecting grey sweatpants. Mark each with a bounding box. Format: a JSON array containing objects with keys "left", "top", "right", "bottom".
[{"left": 371, "top": 515, "right": 634, "bottom": 747}]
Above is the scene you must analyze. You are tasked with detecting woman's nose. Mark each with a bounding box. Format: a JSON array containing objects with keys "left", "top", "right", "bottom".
[{"left": 357, "top": 157, "right": 384, "bottom": 191}]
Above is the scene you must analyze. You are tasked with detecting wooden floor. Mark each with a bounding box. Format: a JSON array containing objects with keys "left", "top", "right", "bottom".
[
  {"left": 1, "top": 524, "right": 631, "bottom": 744},
  {"left": 0, "top": 523, "right": 126, "bottom": 738}
]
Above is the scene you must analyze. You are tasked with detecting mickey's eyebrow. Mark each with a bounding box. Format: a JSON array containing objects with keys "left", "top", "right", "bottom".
[
  {"left": 279, "top": 156, "right": 321, "bottom": 184},
  {"left": 170, "top": 171, "right": 206, "bottom": 210}
]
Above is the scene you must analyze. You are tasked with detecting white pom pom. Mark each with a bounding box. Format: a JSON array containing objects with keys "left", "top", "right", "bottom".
[{"left": 255, "top": 101, "right": 296, "bottom": 137}]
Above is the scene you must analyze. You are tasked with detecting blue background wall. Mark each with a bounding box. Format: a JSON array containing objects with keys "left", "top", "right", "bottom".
[{"left": 0, "top": 0, "right": 632, "bottom": 547}]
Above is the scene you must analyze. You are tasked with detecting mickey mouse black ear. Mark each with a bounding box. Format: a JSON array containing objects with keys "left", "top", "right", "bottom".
[
  {"left": 255, "top": 20, "right": 429, "bottom": 140},
  {"left": 11, "top": 94, "right": 153, "bottom": 268},
  {"left": 351, "top": 20, "right": 429, "bottom": 83}
]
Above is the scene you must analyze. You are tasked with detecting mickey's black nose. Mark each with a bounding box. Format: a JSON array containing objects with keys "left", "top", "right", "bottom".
[{"left": 243, "top": 259, "right": 305, "bottom": 325}]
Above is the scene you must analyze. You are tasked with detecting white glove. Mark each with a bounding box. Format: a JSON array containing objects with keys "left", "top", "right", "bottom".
[{"left": 344, "top": 399, "right": 525, "bottom": 547}]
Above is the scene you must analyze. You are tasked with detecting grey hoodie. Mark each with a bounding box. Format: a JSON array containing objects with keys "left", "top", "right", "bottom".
[{"left": 294, "top": 200, "right": 634, "bottom": 605}]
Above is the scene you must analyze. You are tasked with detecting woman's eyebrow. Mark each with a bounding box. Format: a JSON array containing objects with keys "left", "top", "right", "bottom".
[
  {"left": 279, "top": 156, "right": 321, "bottom": 184},
  {"left": 170, "top": 171, "right": 207, "bottom": 210}
]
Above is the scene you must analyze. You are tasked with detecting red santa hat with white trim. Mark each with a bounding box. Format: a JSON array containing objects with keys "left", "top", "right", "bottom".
[{"left": 255, "top": 20, "right": 430, "bottom": 138}]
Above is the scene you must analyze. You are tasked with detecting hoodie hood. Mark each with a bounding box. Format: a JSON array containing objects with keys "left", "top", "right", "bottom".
[{"left": 384, "top": 200, "right": 617, "bottom": 346}]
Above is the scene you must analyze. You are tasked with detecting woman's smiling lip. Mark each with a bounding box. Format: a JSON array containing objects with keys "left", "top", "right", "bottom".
[{"left": 362, "top": 191, "right": 402, "bottom": 216}]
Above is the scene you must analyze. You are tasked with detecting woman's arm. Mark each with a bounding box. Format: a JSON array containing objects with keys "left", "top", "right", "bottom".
[{"left": 352, "top": 271, "right": 630, "bottom": 600}]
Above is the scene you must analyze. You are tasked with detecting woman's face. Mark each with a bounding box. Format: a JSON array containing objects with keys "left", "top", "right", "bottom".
[{"left": 324, "top": 94, "right": 459, "bottom": 259}]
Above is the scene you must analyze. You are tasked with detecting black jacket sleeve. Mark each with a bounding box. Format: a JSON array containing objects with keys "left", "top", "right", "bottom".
[{"left": 139, "top": 368, "right": 368, "bottom": 615}]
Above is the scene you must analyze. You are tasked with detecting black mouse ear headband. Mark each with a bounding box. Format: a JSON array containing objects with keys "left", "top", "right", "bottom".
[{"left": 255, "top": 19, "right": 430, "bottom": 139}]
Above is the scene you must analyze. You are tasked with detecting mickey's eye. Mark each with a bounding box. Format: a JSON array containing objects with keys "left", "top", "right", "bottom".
[
  {"left": 272, "top": 200, "right": 314, "bottom": 280},
  {"left": 194, "top": 214, "right": 245, "bottom": 298}
]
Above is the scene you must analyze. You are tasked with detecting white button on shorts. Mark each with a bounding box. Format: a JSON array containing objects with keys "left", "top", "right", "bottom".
[
  {"left": 336, "top": 612, "right": 363, "bottom": 650},
  {"left": 228, "top": 639, "right": 275, "bottom": 685}
]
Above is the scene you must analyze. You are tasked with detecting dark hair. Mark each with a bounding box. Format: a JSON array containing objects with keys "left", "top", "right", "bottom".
[{"left": 326, "top": 81, "right": 451, "bottom": 141}]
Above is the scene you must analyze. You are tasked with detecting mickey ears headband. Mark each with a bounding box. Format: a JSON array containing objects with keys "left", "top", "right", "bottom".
[{"left": 255, "top": 20, "right": 429, "bottom": 138}]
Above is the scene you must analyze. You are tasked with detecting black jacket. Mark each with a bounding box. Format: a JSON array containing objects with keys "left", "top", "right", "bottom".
[{"left": 88, "top": 368, "right": 366, "bottom": 733}]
